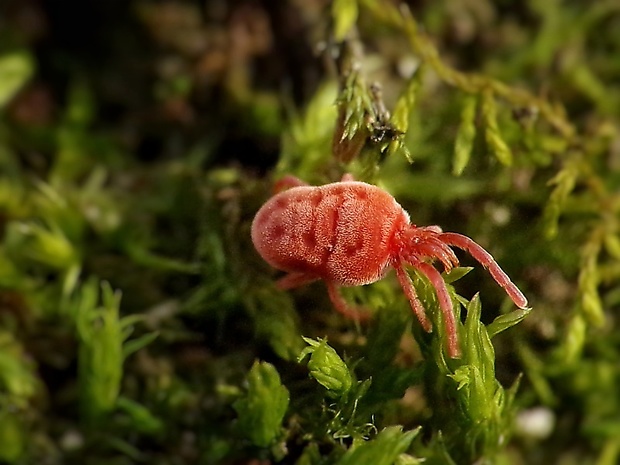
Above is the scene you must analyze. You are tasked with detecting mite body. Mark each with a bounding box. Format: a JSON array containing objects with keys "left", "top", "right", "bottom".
[{"left": 251, "top": 175, "right": 528, "bottom": 357}]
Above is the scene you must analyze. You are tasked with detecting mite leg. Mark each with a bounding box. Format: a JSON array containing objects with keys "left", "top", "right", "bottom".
[
  {"left": 274, "top": 175, "right": 308, "bottom": 193},
  {"left": 276, "top": 272, "right": 319, "bottom": 290},
  {"left": 340, "top": 173, "right": 355, "bottom": 182},
  {"left": 401, "top": 226, "right": 459, "bottom": 272},
  {"left": 415, "top": 262, "right": 460, "bottom": 358},
  {"left": 325, "top": 281, "right": 371, "bottom": 322},
  {"left": 393, "top": 263, "right": 432, "bottom": 332},
  {"left": 439, "top": 232, "right": 528, "bottom": 309}
]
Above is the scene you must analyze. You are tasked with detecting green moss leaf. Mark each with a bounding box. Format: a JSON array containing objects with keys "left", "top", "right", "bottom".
[
  {"left": 299, "top": 337, "right": 353, "bottom": 397},
  {"left": 122, "top": 331, "right": 159, "bottom": 359},
  {"left": 244, "top": 286, "right": 304, "bottom": 361},
  {"left": 604, "top": 234, "right": 620, "bottom": 260},
  {"left": 116, "top": 397, "right": 164, "bottom": 436},
  {"left": 578, "top": 234, "right": 605, "bottom": 327},
  {"left": 335, "top": 426, "right": 420, "bottom": 465},
  {"left": 279, "top": 80, "right": 339, "bottom": 179},
  {"left": 556, "top": 313, "right": 587, "bottom": 365},
  {"left": 0, "top": 410, "right": 25, "bottom": 462},
  {"left": 74, "top": 280, "right": 124, "bottom": 423},
  {"left": 442, "top": 267, "right": 473, "bottom": 284},
  {"left": 4, "top": 221, "right": 80, "bottom": 271},
  {"left": 481, "top": 90, "right": 512, "bottom": 166},
  {"left": 233, "top": 361, "right": 290, "bottom": 448},
  {"left": 363, "top": 302, "right": 409, "bottom": 370},
  {"left": 486, "top": 307, "right": 532, "bottom": 339},
  {"left": 0, "top": 332, "right": 40, "bottom": 403},
  {"left": 70, "top": 279, "right": 156, "bottom": 425},
  {"left": 392, "top": 68, "right": 423, "bottom": 135},
  {"left": 452, "top": 94, "right": 477, "bottom": 175},
  {"left": 0, "top": 51, "right": 34, "bottom": 108},
  {"left": 332, "top": 0, "right": 359, "bottom": 42},
  {"left": 542, "top": 155, "right": 581, "bottom": 239}
]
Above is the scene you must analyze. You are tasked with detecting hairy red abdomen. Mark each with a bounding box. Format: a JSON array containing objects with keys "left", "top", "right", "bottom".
[{"left": 251, "top": 181, "right": 409, "bottom": 286}]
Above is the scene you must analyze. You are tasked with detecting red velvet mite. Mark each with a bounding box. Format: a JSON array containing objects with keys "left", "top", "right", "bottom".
[{"left": 251, "top": 174, "right": 528, "bottom": 358}]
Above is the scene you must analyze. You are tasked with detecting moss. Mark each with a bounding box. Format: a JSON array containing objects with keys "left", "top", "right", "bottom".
[{"left": 1, "top": 0, "right": 619, "bottom": 464}]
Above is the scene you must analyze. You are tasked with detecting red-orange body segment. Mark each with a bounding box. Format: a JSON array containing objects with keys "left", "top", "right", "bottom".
[
  {"left": 251, "top": 181, "right": 409, "bottom": 286},
  {"left": 251, "top": 175, "right": 528, "bottom": 359}
]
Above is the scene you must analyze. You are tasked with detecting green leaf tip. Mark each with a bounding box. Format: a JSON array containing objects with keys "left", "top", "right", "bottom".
[
  {"left": 4, "top": 221, "right": 80, "bottom": 272},
  {"left": 243, "top": 287, "right": 304, "bottom": 361},
  {"left": 299, "top": 337, "right": 354, "bottom": 397},
  {"left": 542, "top": 156, "right": 580, "bottom": 239},
  {"left": 0, "top": 50, "right": 35, "bottom": 108},
  {"left": 69, "top": 278, "right": 156, "bottom": 425},
  {"left": 335, "top": 426, "right": 420, "bottom": 465},
  {"left": 482, "top": 89, "right": 513, "bottom": 166},
  {"left": 577, "top": 230, "right": 606, "bottom": 328},
  {"left": 436, "top": 294, "right": 524, "bottom": 459},
  {"left": 391, "top": 67, "right": 423, "bottom": 135},
  {"left": 233, "top": 361, "right": 290, "bottom": 448},
  {"left": 452, "top": 94, "right": 478, "bottom": 175},
  {"left": 556, "top": 313, "right": 587, "bottom": 365},
  {"left": 332, "top": 0, "right": 359, "bottom": 42},
  {"left": 442, "top": 266, "right": 474, "bottom": 284},
  {"left": 486, "top": 307, "right": 531, "bottom": 340}
]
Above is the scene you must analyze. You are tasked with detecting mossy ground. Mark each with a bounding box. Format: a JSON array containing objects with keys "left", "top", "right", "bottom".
[{"left": 1, "top": 1, "right": 619, "bottom": 464}]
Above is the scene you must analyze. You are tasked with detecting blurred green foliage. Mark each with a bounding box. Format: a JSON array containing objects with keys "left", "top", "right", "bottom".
[
  {"left": 0, "top": 0, "right": 619, "bottom": 464},
  {"left": 233, "top": 361, "right": 289, "bottom": 450}
]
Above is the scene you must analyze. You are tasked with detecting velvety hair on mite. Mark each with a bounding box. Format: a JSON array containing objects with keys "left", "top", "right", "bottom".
[{"left": 252, "top": 174, "right": 528, "bottom": 358}]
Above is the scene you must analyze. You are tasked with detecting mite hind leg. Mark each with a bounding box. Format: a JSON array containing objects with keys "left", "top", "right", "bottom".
[
  {"left": 274, "top": 175, "right": 308, "bottom": 193},
  {"left": 325, "top": 281, "right": 371, "bottom": 322},
  {"left": 276, "top": 272, "right": 319, "bottom": 290}
]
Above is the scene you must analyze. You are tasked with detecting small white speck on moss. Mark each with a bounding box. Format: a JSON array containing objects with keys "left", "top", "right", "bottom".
[{"left": 515, "top": 406, "right": 555, "bottom": 440}]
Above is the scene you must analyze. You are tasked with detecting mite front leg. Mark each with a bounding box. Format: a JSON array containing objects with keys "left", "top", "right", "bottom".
[
  {"left": 393, "top": 263, "right": 432, "bottom": 332},
  {"left": 440, "top": 232, "right": 528, "bottom": 309},
  {"left": 415, "top": 261, "right": 460, "bottom": 358}
]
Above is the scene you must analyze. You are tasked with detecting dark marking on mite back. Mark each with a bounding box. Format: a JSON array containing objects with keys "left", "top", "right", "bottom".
[
  {"left": 344, "top": 243, "right": 359, "bottom": 257},
  {"left": 302, "top": 230, "right": 317, "bottom": 248},
  {"left": 354, "top": 189, "right": 368, "bottom": 201},
  {"left": 344, "top": 235, "right": 365, "bottom": 257},
  {"left": 331, "top": 185, "right": 345, "bottom": 196},
  {"left": 271, "top": 224, "right": 285, "bottom": 239},
  {"left": 308, "top": 190, "right": 324, "bottom": 208}
]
